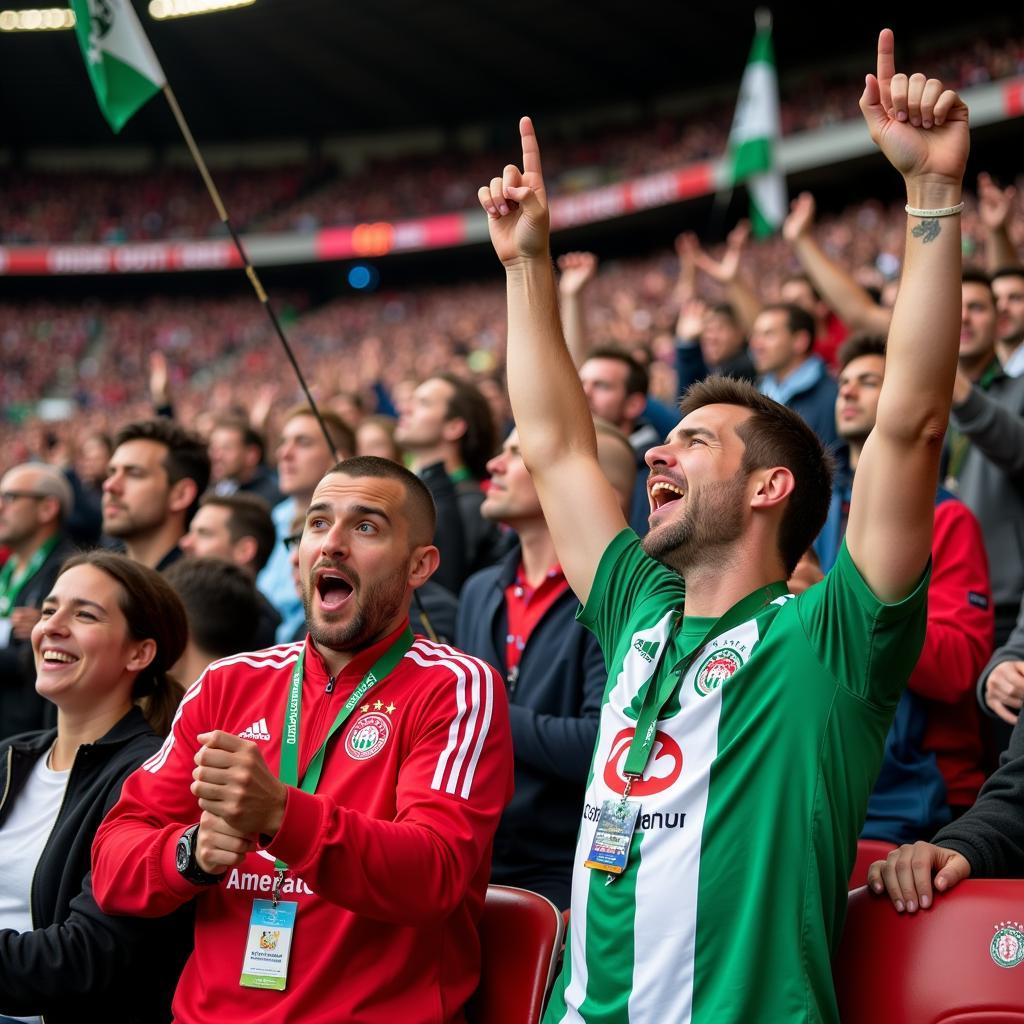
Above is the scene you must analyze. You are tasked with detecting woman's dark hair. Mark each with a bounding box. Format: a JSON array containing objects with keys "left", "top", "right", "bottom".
[{"left": 58, "top": 551, "right": 188, "bottom": 737}]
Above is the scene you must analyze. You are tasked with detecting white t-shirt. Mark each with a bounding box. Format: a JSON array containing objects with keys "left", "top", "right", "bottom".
[{"left": 0, "top": 745, "right": 70, "bottom": 1024}]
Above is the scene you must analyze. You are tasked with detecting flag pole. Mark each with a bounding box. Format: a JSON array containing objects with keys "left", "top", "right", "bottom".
[{"left": 160, "top": 84, "right": 340, "bottom": 462}]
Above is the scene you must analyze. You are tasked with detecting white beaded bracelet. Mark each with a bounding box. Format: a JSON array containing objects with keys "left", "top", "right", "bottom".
[{"left": 904, "top": 202, "right": 965, "bottom": 218}]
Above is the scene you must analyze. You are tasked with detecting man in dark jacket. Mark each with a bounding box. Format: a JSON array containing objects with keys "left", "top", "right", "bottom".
[
  {"left": 750, "top": 303, "right": 839, "bottom": 447},
  {"left": 866, "top": 712, "right": 1024, "bottom": 913},
  {"left": 396, "top": 374, "right": 507, "bottom": 592},
  {"left": 0, "top": 463, "right": 77, "bottom": 739},
  {"left": 455, "top": 424, "right": 634, "bottom": 908}
]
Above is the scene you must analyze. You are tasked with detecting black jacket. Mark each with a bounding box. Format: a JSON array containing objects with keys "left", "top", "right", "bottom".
[
  {"left": 0, "top": 708, "right": 193, "bottom": 1023},
  {"left": 456, "top": 545, "right": 605, "bottom": 908},
  {"left": 0, "top": 534, "right": 76, "bottom": 740},
  {"left": 934, "top": 712, "right": 1024, "bottom": 877}
]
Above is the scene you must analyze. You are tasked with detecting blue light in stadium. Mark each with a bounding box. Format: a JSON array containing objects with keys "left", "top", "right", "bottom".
[{"left": 348, "top": 264, "right": 378, "bottom": 290}]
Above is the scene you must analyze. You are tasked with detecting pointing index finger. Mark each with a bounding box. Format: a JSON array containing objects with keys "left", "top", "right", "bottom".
[
  {"left": 877, "top": 28, "right": 896, "bottom": 112},
  {"left": 519, "top": 116, "right": 545, "bottom": 192}
]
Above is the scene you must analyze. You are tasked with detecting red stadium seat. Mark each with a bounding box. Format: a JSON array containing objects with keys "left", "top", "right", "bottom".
[
  {"left": 835, "top": 880, "right": 1024, "bottom": 1024},
  {"left": 467, "top": 885, "right": 565, "bottom": 1024},
  {"left": 849, "top": 838, "right": 896, "bottom": 890}
]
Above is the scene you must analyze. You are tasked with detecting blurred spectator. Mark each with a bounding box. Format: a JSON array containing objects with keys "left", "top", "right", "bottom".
[
  {"left": 355, "top": 415, "right": 402, "bottom": 462},
  {"left": 579, "top": 347, "right": 658, "bottom": 536},
  {"left": 750, "top": 303, "right": 839, "bottom": 447},
  {"left": 257, "top": 406, "right": 354, "bottom": 643},
  {"left": 179, "top": 492, "right": 280, "bottom": 648},
  {"left": 977, "top": 590, "right": 1024, "bottom": 727},
  {"left": 208, "top": 418, "right": 282, "bottom": 507},
  {"left": 395, "top": 374, "right": 505, "bottom": 593},
  {"left": 102, "top": 419, "right": 211, "bottom": 572},
  {"left": 992, "top": 266, "right": 1024, "bottom": 376},
  {"left": 0, "top": 463, "right": 76, "bottom": 739},
  {"left": 164, "top": 557, "right": 263, "bottom": 686}
]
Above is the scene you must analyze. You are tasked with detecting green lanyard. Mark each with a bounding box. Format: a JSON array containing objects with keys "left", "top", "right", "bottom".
[
  {"left": 622, "top": 581, "right": 788, "bottom": 785},
  {"left": 0, "top": 535, "right": 60, "bottom": 617},
  {"left": 448, "top": 466, "right": 473, "bottom": 485},
  {"left": 272, "top": 625, "right": 414, "bottom": 891}
]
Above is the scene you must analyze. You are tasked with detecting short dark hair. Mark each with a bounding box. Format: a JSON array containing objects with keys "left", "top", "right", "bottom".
[
  {"left": 990, "top": 266, "right": 1024, "bottom": 286},
  {"left": 59, "top": 550, "right": 187, "bottom": 737},
  {"left": 708, "top": 303, "right": 740, "bottom": 327},
  {"left": 283, "top": 405, "right": 356, "bottom": 460},
  {"left": 837, "top": 335, "right": 887, "bottom": 372},
  {"left": 962, "top": 267, "right": 995, "bottom": 299},
  {"left": 164, "top": 557, "right": 261, "bottom": 660},
  {"left": 327, "top": 455, "right": 437, "bottom": 547},
  {"left": 213, "top": 416, "right": 267, "bottom": 462},
  {"left": 199, "top": 492, "right": 276, "bottom": 573},
  {"left": 678, "top": 376, "right": 834, "bottom": 575},
  {"left": 112, "top": 419, "right": 211, "bottom": 521},
  {"left": 586, "top": 346, "right": 650, "bottom": 399},
  {"left": 432, "top": 374, "right": 497, "bottom": 482},
  {"left": 760, "top": 303, "right": 817, "bottom": 356}
]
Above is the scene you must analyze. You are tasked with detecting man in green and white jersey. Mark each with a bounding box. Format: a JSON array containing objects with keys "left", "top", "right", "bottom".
[{"left": 477, "top": 28, "right": 970, "bottom": 1024}]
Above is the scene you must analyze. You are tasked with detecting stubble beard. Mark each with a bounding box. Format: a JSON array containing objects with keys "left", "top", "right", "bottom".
[
  {"left": 303, "top": 564, "right": 409, "bottom": 653},
  {"left": 641, "top": 471, "right": 748, "bottom": 576}
]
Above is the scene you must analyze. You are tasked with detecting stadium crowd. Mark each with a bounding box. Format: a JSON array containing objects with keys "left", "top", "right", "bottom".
[
  {"left": 2, "top": 26, "right": 1024, "bottom": 1024},
  {"left": 1, "top": 31, "right": 1021, "bottom": 245}
]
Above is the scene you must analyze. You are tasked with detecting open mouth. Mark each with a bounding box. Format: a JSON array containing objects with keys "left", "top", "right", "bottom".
[
  {"left": 316, "top": 572, "right": 355, "bottom": 612},
  {"left": 649, "top": 480, "right": 686, "bottom": 516},
  {"left": 41, "top": 649, "right": 79, "bottom": 666}
]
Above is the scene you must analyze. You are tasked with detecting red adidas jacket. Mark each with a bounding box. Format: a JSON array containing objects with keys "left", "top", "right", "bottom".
[{"left": 92, "top": 627, "right": 513, "bottom": 1024}]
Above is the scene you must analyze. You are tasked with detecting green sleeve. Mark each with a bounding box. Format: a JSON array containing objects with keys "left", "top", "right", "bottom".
[
  {"left": 577, "top": 528, "right": 686, "bottom": 671},
  {"left": 795, "top": 539, "right": 930, "bottom": 706}
]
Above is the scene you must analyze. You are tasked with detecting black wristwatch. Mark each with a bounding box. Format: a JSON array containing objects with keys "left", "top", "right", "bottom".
[{"left": 175, "top": 823, "right": 224, "bottom": 886}]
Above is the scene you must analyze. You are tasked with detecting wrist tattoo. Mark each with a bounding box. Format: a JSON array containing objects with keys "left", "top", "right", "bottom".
[{"left": 911, "top": 218, "right": 941, "bottom": 244}]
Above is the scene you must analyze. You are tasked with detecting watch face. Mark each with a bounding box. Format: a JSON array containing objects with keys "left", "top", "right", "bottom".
[{"left": 175, "top": 837, "right": 190, "bottom": 873}]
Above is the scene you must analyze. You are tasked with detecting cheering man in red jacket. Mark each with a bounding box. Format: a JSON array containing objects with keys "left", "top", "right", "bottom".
[{"left": 92, "top": 456, "right": 514, "bottom": 1024}]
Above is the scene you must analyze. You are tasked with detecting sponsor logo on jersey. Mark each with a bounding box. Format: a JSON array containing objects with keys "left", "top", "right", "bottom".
[
  {"left": 345, "top": 712, "right": 391, "bottom": 761},
  {"left": 239, "top": 718, "right": 271, "bottom": 741},
  {"left": 694, "top": 648, "right": 744, "bottom": 696},
  {"left": 584, "top": 801, "right": 686, "bottom": 831},
  {"left": 633, "top": 637, "right": 661, "bottom": 663},
  {"left": 991, "top": 923, "right": 1024, "bottom": 968},
  {"left": 602, "top": 726, "right": 683, "bottom": 796}
]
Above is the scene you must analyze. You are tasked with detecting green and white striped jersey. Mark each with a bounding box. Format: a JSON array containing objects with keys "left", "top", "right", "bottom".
[{"left": 543, "top": 530, "right": 928, "bottom": 1024}]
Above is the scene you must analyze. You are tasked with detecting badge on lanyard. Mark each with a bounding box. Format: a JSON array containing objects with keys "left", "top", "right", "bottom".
[
  {"left": 239, "top": 898, "right": 298, "bottom": 991},
  {"left": 584, "top": 787, "right": 641, "bottom": 879}
]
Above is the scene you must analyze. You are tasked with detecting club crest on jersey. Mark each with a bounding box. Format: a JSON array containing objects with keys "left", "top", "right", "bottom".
[
  {"left": 991, "top": 922, "right": 1024, "bottom": 968},
  {"left": 345, "top": 712, "right": 391, "bottom": 761},
  {"left": 694, "top": 648, "right": 743, "bottom": 696}
]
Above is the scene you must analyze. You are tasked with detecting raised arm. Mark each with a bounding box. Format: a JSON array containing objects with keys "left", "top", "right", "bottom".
[
  {"left": 558, "top": 250, "right": 598, "bottom": 366},
  {"left": 691, "top": 221, "right": 763, "bottom": 334},
  {"left": 977, "top": 172, "right": 1020, "bottom": 273},
  {"left": 845, "top": 29, "right": 970, "bottom": 602},
  {"left": 479, "top": 118, "right": 626, "bottom": 604},
  {"left": 782, "top": 191, "right": 894, "bottom": 336}
]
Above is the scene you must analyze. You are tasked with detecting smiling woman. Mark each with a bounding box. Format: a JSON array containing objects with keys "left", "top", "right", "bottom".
[{"left": 0, "top": 551, "right": 193, "bottom": 1024}]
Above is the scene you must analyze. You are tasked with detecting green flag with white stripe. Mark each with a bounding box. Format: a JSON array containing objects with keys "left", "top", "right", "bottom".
[
  {"left": 71, "top": 0, "right": 166, "bottom": 133},
  {"left": 727, "top": 11, "right": 787, "bottom": 237}
]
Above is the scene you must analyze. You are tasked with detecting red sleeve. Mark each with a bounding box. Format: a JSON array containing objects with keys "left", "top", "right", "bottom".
[
  {"left": 91, "top": 675, "right": 213, "bottom": 918},
  {"left": 266, "top": 653, "right": 513, "bottom": 925},
  {"left": 909, "top": 500, "right": 995, "bottom": 703}
]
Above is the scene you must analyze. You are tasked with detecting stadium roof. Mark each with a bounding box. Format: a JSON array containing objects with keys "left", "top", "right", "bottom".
[{"left": 1, "top": 1, "right": 1021, "bottom": 148}]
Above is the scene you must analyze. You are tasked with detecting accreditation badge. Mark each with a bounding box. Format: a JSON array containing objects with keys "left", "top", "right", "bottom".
[
  {"left": 239, "top": 899, "right": 298, "bottom": 991},
  {"left": 584, "top": 798, "right": 640, "bottom": 879}
]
